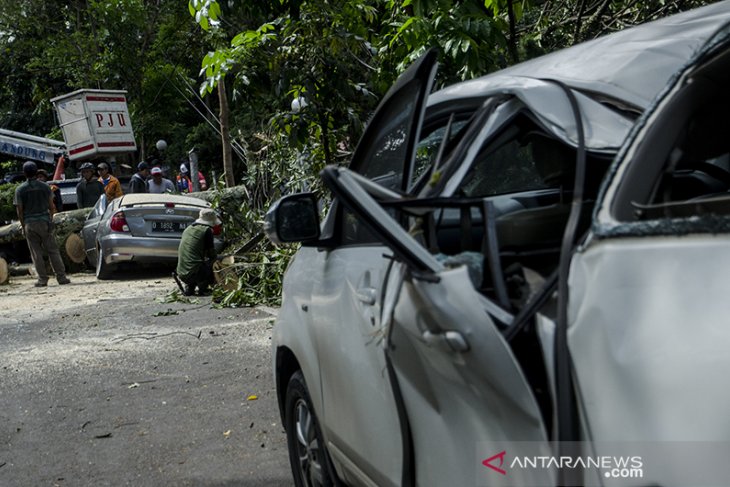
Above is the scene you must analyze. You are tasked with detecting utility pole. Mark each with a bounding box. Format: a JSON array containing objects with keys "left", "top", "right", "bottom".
[
  {"left": 218, "top": 77, "right": 235, "bottom": 187},
  {"left": 189, "top": 147, "right": 200, "bottom": 193}
]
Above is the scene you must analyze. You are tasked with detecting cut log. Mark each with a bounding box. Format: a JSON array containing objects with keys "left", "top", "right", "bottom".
[
  {"left": 0, "top": 257, "right": 8, "bottom": 284},
  {"left": 64, "top": 233, "right": 87, "bottom": 264},
  {"left": 213, "top": 256, "right": 238, "bottom": 292}
]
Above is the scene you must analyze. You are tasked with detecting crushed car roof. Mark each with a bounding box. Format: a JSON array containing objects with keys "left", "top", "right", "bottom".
[{"left": 430, "top": 1, "right": 730, "bottom": 111}]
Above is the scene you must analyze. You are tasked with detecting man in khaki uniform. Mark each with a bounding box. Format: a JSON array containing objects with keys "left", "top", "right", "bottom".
[{"left": 14, "top": 161, "right": 71, "bottom": 287}]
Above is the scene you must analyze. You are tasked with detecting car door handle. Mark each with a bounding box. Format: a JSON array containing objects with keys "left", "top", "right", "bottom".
[
  {"left": 356, "top": 287, "right": 377, "bottom": 306},
  {"left": 422, "top": 330, "right": 470, "bottom": 353}
]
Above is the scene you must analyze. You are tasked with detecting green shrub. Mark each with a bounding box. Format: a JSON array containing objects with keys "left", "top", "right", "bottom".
[{"left": 0, "top": 182, "right": 20, "bottom": 224}]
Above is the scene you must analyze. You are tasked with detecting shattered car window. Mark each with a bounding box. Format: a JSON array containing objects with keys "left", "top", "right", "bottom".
[
  {"left": 358, "top": 82, "right": 421, "bottom": 190},
  {"left": 461, "top": 137, "right": 547, "bottom": 197},
  {"left": 458, "top": 117, "right": 579, "bottom": 197},
  {"left": 412, "top": 120, "right": 469, "bottom": 186}
]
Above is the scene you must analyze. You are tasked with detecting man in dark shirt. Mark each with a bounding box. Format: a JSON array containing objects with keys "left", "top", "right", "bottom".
[
  {"left": 176, "top": 208, "right": 220, "bottom": 296},
  {"left": 75, "top": 162, "right": 105, "bottom": 208},
  {"left": 128, "top": 161, "right": 150, "bottom": 193},
  {"left": 14, "top": 161, "right": 71, "bottom": 287},
  {"left": 37, "top": 169, "right": 63, "bottom": 212}
]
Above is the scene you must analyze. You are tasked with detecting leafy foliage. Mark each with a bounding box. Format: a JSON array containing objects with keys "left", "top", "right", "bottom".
[
  {"left": 212, "top": 243, "right": 297, "bottom": 307},
  {"left": 0, "top": 183, "right": 20, "bottom": 223}
]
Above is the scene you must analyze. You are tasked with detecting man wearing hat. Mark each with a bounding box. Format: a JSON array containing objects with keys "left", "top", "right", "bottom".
[
  {"left": 75, "top": 162, "right": 105, "bottom": 208},
  {"left": 128, "top": 161, "right": 150, "bottom": 193},
  {"left": 13, "top": 161, "right": 71, "bottom": 287},
  {"left": 147, "top": 166, "right": 175, "bottom": 194},
  {"left": 176, "top": 208, "right": 220, "bottom": 296},
  {"left": 97, "top": 162, "right": 123, "bottom": 200}
]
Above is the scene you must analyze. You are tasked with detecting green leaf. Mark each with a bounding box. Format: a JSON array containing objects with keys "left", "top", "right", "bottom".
[{"left": 209, "top": 1, "right": 220, "bottom": 20}]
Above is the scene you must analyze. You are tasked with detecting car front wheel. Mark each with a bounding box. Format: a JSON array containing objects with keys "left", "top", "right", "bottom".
[{"left": 285, "top": 371, "right": 339, "bottom": 487}]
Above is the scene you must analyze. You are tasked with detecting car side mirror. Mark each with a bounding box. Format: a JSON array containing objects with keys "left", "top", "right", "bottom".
[{"left": 265, "top": 192, "right": 321, "bottom": 245}]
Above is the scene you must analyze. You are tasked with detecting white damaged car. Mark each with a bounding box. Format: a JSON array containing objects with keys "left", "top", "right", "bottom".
[{"left": 265, "top": 3, "right": 730, "bottom": 486}]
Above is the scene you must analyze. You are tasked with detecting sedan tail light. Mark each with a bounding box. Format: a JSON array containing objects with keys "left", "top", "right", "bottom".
[
  {"left": 110, "top": 211, "right": 129, "bottom": 232},
  {"left": 212, "top": 224, "right": 222, "bottom": 236}
]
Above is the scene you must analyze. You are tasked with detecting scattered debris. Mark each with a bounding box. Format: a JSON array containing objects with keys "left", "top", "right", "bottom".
[
  {"left": 153, "top": 309, "right": 179, "bottom": 317},
  {"left": 223, "top": 430, "right": 231, "bottom": 438},
  {"left": 157, "top": 290, "right": 200, "bottom": 305},
  {"left": 112, "top": 331, "right": 202, "bottom": 342},
  {"left": 247, "top": 395, "right": 258, "bottom": 401},
  {"left": 128, "top": 383, "right": 140, "bottom": 389},
  {"left": 94, "top": 432, "right": 112, "bottom": 439}
]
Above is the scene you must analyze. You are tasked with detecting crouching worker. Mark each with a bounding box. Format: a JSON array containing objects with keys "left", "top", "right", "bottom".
[{"left": 176, "top": 208, "right": 220, "bottom": 296}]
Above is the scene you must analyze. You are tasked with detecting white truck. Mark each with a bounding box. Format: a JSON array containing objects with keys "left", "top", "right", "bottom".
[{"left": 0, "top": 89, "right": 137, "bottom": 207}]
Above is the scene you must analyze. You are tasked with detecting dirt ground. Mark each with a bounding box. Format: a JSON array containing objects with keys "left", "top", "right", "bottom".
[{"left": 0, "top": 268, "right": 292, "bottom": 486}]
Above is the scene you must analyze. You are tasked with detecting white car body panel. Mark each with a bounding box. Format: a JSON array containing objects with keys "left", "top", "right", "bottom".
[
  {"left": 308, "top": 245, "right": 404, "bottom": 487},
  {"left": 388, "top": 265, "right": 551, "bottom": 486},
  {"left": 568, "top": 236, "right": 730, "bottom": 485}
]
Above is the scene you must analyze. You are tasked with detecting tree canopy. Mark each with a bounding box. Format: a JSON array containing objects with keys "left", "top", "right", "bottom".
[{"left": 0, "top": 0, "right": 710, "bottom": 195}]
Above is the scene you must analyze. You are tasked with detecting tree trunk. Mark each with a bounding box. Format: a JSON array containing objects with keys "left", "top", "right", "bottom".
[
  {"left": 218, "top": 78, "right": 235, "bottom": 188},
  {"left": 186, "top": 186, "right": 252, "bottom": 243},
  {"left": 0, "top": 208, "right": 93, "bottom": 271},
  {"left": 507, "top": 0, "right": 519, "bottom": 64},
  {"left": 187, "top": 185, "right": 250, "bottom": 223}
]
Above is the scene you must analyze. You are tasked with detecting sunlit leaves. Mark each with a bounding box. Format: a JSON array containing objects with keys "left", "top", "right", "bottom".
[{"left": 188, "top": 0, "right": 221, "bottom": 30}]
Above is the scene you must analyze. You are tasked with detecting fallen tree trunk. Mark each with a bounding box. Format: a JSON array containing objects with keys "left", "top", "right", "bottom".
[
  {"left": 187, "top": 185, "right": 251, "bottom": 224},
  {"left": 9, "top": 262, "right": 32, "bottom": 276},
  {"left": 0, "top": 207, "right": 92, "bottom": 271},
  {"left": 0, "top": 259, "right": 31, "bottom": 284}
]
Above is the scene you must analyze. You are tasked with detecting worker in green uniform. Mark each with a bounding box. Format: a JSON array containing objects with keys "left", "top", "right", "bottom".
[
  {"left": 176, "top": 208, "right": 220, "bottom": 296},
  {"left": 14, "top": 161, "right": 71, "bottom": 287}
]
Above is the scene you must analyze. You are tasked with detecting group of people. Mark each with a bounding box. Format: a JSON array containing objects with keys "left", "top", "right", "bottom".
[
  {"left": 14, "top": 158, "right": 217, "bottom": 293},
  {"left": 74, "top": 161, "right": 207, "bottom": 209}
]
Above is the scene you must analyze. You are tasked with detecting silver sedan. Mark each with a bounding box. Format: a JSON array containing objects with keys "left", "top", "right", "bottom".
[{"left": 82, "top": 193, "right": 222, "bottom": 279}]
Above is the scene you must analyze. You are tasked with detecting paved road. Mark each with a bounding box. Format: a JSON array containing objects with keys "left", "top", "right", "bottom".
[{"left": 0, "top": 270, "right": 292, "bottom": 486}]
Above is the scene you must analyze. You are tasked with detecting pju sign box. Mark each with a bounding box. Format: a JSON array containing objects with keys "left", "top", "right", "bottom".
[{"left": 52, "top": 89, "right": 137, "bottom": 161}]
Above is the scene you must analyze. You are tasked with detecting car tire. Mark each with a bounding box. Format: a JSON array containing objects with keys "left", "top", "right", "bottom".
[
  {"left": 285, "top": 371, "right": 340, "bottom": 487},
  {"left": 95, "top": 245, "right": 113, "bottom": 280}
]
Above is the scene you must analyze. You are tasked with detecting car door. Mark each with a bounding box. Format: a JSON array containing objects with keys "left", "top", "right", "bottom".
[
  {"left": 307, "top": 49, "right": 438, "bottom": 486},
  {"left": 81, "top": 194, "right": 108, "bottom": 265},
  {"left": 568, "top": 26, "right": 730, "bottom": 487},
  {"left": 323, "top": 166, "right": 552, "bottom": 487}
]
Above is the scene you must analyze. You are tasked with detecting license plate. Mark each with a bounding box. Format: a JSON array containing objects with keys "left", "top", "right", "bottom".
[{"left": 151, "top": 221, "right": 187, "bottom": 233}]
